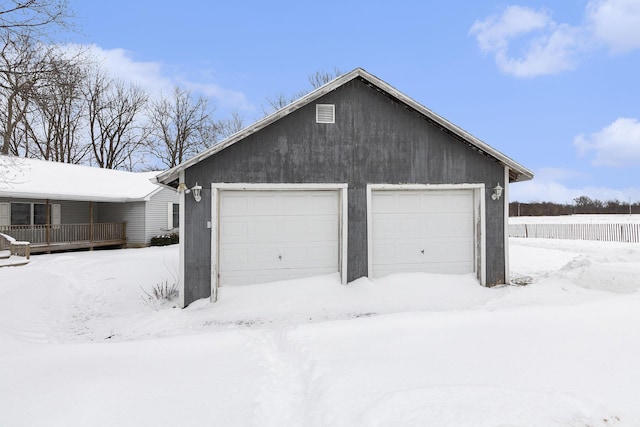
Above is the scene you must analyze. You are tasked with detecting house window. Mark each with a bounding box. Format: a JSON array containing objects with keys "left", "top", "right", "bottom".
[
  {"left": 10, "top": 203, "right": 30, "bottom": 225},
  {"left": 9, "top": 203, "right": 58, "bottom": 226},
  {"left": 167, "top": 202, "right": 179, "bottom": 229},
  {"left": 172, "top": 203, "right": 179, "bottom": 229},
  {"left": 33, "top": 204, "right": 47, "bottom": 225}
]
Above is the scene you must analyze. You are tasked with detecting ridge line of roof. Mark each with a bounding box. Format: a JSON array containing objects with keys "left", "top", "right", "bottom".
[{"left": 156, "top": 68, "right": 532, "bottom": 184}]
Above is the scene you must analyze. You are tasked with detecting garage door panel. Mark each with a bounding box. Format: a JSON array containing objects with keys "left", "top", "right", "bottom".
[
  {"left": 309, "top": 193, "right": 339, "bottom": 212},
  {"left": 425, "top": 214, "right": 473, "bottom": 238},
  {"left": 371, "top": 189, "right": 475, "bottom": 278},
  {"left": 219, "top": 220, "right": 249, "bottom": 242},
  {"left": 221, "top": 193, "right": 250, "bottom": 215},
  {"left": 220, "top": 247, "right": 249, "bottom": 267},
  {"left": 309, "top": 218, "right": 339, "bottom": 238},
  {"left": 282, "top": 243, "right": 337, "bottom": 265},
  {"left": 221, "top": 215, "right": 337, "bottom": 244},
  {"left": 396, "top": 193, "right": 422, "bottom": 212},
  {"left": 371, "top": 216, "right": 396, "bottom": 238},
  {"left": 219, "top": 190, "right": 340, "bottom": 286},
  {"left": 220, "top": 266, "right": 338, "bottom": 287},
  {"left": 424, "top": 193, "right": 471, "bottom": 213},
  {"left": 252, "top": 194, "right": 279, "bottom": 214},
  {"left": 280, "top": 194, "right": 309, "bottom": 214}
]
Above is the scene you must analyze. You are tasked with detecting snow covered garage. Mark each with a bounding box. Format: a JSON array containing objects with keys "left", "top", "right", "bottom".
[{"left": 156, "top": 68, "right": 533, "bottom": 307}]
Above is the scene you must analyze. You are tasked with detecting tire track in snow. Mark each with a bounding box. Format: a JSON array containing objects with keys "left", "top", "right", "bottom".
[{"left": 249, "top": 327, "right": 326, "bottom": 427}]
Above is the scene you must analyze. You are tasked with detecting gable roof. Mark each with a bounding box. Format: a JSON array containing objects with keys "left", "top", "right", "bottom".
[
  {"left": 156, "top": 68, "right": 533, "bottom": 185},
  {"left": 0, "top": 156, "right": 165, "bottom": 202}
]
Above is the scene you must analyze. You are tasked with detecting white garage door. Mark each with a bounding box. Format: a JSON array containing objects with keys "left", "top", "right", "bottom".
[
  {"left": 371, "top": 189, "right": 475, "bottom": 278},
  {"left": 219, "top": 190, "right": 340, "bottom": 286}
]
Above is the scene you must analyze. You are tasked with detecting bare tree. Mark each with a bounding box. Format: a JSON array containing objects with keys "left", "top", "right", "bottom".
[
  {"left": 24, "top": 52, "right": 88, "bottom": 163},
  {"left": 0, "top": 33, "right": 49, "bottom": 155},
  {"left": 218, "top": 110, "right": 245, "bottom": 139},
  {"left": 85, "top": 70, "right": 149, "bottom": 170},
  {"left": 147, "top": 86, "right": 217, "bottom": 168},
  {"left": 0, "top": 0, "right": 74, "bottom": 158},
  {"left": 262, "top": 68, "right": 343, "bottom": 116},
  {"left": 308, "top": 67, "right": 343, "bottom": 89},
  {"left": 0, "top": 0, "right": 71, "bottom": 39},
  {"left": 262, "top": 92, "right": 293, "bottom": 115}
]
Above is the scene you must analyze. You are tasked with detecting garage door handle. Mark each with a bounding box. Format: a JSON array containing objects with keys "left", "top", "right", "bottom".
[
  {"left": 278, "top": 255, "right": 282, "bottom": 260},
  {"left": 420, "top": 249, "right": 424, "bottom": 254}
]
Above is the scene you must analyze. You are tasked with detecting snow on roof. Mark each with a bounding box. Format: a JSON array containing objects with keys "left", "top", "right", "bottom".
[{"left": 0, "top": 156, "right": 166, "bottom": 202}]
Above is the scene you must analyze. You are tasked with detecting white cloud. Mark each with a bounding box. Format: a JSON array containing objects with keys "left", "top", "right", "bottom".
[
  {"left": 82, "top": 45, "right": 172, "bottom": 97},
  {"left": 66, "top": 44, "right": 253, "bottom": 111},
  {"left": 470, "top": 6, "right": 550, "bottom": 53},
  {"left": 510, "top": 168, "right": 640, "bottom": 203},
  {"left": 586, "top": 0, "right": 640, "bottom": 53},
  {"left": 495, "top": 24, "right": 583, "bottom": 77},
  {"left": 469, "top": 6, "right": 583, "bottom": 77},
  {"left": 186, "top": 81, "right": 254, "bottom": 112},
  {"left": 471, "top": 1, "right": 640, "bottom": 77},
  {"left": 574, "top": 118, "right": 640, "bottom": 167}
]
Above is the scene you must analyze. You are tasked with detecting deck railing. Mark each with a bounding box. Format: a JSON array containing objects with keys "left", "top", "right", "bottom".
[
  {"left": 0, "top": 223, "right": 126, "bottom": 247},
  {"left": 0, "top": 232, "right": 9, "bottom": 252},
  {"left": 0, "top": 232, "right": 31, "bottom": 259}
]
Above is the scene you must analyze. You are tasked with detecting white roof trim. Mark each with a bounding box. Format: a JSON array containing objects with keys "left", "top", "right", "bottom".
[{"left": 156, "top": 68, "right": 533, "bottom": 185}]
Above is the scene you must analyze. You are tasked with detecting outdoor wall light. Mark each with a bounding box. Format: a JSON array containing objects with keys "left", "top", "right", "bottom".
[
  {"left": 191, "top": 183, "right": 202, "bottom": 202},
  {"left": 177, "top": 182, "right": 202, "bottom": 202},
  {"left": 492, "top": 183, "right": 503, "bottom": 201}
]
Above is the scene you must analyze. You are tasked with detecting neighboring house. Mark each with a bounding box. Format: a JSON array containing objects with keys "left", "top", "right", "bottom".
[
  {"left": 0, "top": 156, "right": 179, "bottom": 253},
  {"left": 156, "top": 68, "right": 534, "bottom": 308}
]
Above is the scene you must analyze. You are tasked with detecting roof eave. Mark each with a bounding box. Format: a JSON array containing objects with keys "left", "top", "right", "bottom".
[{"left": 0, "top": 191, "right": 146, "bottom": 203}]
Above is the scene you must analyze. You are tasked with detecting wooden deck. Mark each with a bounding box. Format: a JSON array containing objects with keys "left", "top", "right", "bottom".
[{"left": 0, "top": 223, "right": 127, "bottom": 255}]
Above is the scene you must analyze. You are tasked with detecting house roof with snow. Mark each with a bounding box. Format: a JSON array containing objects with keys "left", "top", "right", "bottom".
[
  {"left": 0, "top": 156, "right": 165, "bottom": 203},
  {"left": 156, "top": 67, "right": 534, "bottom": 186}
]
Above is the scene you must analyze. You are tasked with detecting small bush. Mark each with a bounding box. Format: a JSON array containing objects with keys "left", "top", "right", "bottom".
[
  {"left": 150, "top": 233, "right": 179, "bottom": 246},
  {"left": 141, "top": 280, "right": 179, "bottom": 305}
]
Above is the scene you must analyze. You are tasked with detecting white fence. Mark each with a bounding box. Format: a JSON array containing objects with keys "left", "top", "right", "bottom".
[{"left": 509, "top": 223, "right": 640, "bottom": 243}]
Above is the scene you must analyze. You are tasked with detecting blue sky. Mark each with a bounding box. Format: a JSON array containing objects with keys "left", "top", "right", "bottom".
[{"left": 66, "top": 0, "right": 640, "bottom": 204}]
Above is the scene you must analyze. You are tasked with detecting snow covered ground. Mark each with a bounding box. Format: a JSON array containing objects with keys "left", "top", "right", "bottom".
[{"left": 2, "top": 237, "right": 640, "bottom": 426}]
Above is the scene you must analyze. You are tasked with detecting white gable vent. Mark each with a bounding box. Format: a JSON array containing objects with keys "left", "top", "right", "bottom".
[{"left": 316, "top": 104, "right": 335, "bottom": 124}]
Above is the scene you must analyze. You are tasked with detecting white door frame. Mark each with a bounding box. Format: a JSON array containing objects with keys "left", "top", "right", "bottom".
[
  {"left": 366, "top": 183, "right": 486, "bottom": 285},
  {"left": 210, "top": 183, "right": 348, "bottom": 301}
]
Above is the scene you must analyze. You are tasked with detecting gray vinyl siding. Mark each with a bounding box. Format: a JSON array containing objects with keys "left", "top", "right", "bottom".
[
  {"left": 182, "top": 78, "right": 507, "bottom": 305},
  {"left": 58, "top": 201, "right": 92, "bottom": 224},
  {"left": 145, "top": 188, "right": 180, "bottom": 242},
  {"left": 97, "top": 201, "right": 146, "bottom": 246}
]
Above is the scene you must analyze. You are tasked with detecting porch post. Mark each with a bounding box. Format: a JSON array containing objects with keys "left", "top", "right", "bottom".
[
  {"left": 89, "top": 201, "right": 94, "bottom": 250},
  {"left": 46, "top": 199, "right": 51, "bottom": 246},
  {"left": 90, "top": 201, "right": 94, "bottom": 240}
]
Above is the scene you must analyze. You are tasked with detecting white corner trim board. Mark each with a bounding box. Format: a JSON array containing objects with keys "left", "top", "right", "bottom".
[
  {"left": 178, "top": 170, "right": 186, "bottom": 308},
  {"left": 210, "top": 183, "right": 348, "bottom": 299},
  {"left": 503, "top": 166, "right": 510, "bottom": 284},
  {"left": 366, "top": 183, "right": 486, "bottom": 285}
]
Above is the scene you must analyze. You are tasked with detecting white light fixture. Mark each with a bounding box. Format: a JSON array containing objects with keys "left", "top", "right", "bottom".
[
  {"left": 492, "top": 183, "right": 503, "bottom": 201},
  {"left": 191, "top": 183, "right": 202, "bottom": 202}
]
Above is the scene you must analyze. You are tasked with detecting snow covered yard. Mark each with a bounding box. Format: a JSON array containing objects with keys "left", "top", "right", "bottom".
[{"left": 1, "top": 239, "right": 640, "bottom": 426}]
